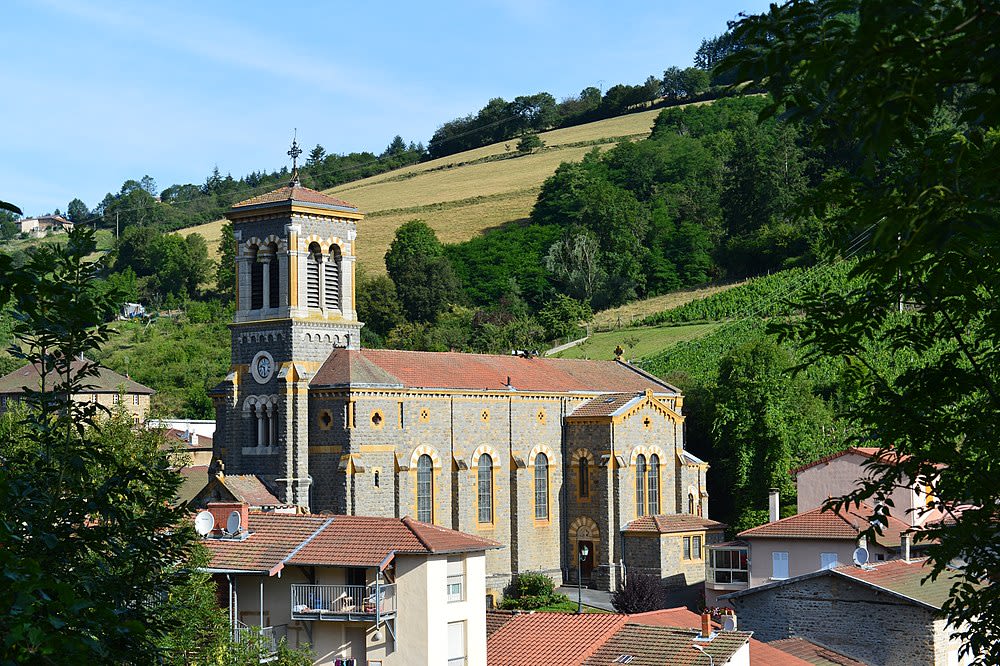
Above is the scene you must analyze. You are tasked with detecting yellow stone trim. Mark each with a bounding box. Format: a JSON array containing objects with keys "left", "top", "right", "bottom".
[
  {"left": 359, "top": 444, "right": 395, "bottom": 453},
  {"left": 471, "top": 453, "right": 498, "bottom": 529},
  {"left": 572, "top": 448, "right": 595, "bottom": 503},
  {"left": 309, "top": 445, "right": 342, "bottom": 454},
  {"left": 409, "top": 444, "right": 443, "bottom": 469},
  {"left": 529, "top": 444, "right": 555, "bottom": 526},
  {"left": 567, "top": 516, "right": 601, "bottom": 543},
  {"left": 470, "top": 444, "right": 501, "bottom": 467}
]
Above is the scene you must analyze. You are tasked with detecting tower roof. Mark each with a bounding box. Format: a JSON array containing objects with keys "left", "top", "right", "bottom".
[{"left": 227, "top": 182, "right": 361, "bottom": 217}]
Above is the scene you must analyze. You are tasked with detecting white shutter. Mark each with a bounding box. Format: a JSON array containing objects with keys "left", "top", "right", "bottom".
[
  {"left": 772, "top": 551, "right": 789, "bottom": 579},
  {"left": 448, "top": 621, "right": 466, "bottom": 661}
]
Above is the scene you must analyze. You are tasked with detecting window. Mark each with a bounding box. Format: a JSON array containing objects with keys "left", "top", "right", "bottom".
[
  {"left": 447, "top": 621, "right": 466, "bottom": 666},
  {"left": 693, "top": 535, "right": 702, "bottom": 560},
  {"left": 113, "top": 394, "right": 120, "bottom": 404},
  {"left": 820, "top": 552, "right": 838, "bottom": 570},
  {"left": 772, "top": 551, "right": 789, "bottom": 579},
  {"left": 478, "top": 454, "right": 493, "bottom": 524},
  {"left": 132, "top": 394, "right": 139, "bottom": 406},
  {"left": 325, "top": 245, "right": 341, "bottom": 310},
  {"left": 447, "top": 557, "right": 465, "bottom": 602},
  {"left": 688, "top": 493, "right": 695, "bottom": 514},
  {"left": 345, "top": 567, "right": 366, "bottom": 587},
  {"left": 374, "top": 471, "right": 380, "bottom": 488},
  {"left": 417, "top": 454, "right": 433, "bottom": 523},
  {"left": 578, "top": 456, "right": 589, "bottom": 498},
  {"left": 250, "top": 245, "right": 263, "bottom": 310},
  {"left": 635, "top": 454, "right": 646, "bottom": 517},
  {"left": 647, "top": 454, "right": 660, "bottom": 515},
  {"left": 306, "top": 243, "right": 321, "bottom": 309},
  {"left": 267, "top": 244, "right": 280, "bottom": 309},
  {"left": 534, "top": 453, "right": 549, "bottom": 520},
  {"left": 683, "top": 536, "right": 691, "bottom": 560},
  {"left": 710, "top": 548, "right": 749, "bottom": 584}
]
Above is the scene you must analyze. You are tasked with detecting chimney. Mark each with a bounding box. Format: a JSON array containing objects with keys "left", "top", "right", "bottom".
[
  {"left": 700, "top": 611, "right": 712, "bottom": 639},
  {"left": 769, "top": 488, "right": 780, "bottom": 523},
  {"left": 206, "top": 501, "right": 249, "bottom": 536},
  {"left": 901, "top": 533, "right": 911, "bottom": 563}
]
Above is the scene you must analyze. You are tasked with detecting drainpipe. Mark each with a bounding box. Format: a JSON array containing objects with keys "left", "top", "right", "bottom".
[{"left": 260, "top": 576, "right": 265, "bottom": 628}]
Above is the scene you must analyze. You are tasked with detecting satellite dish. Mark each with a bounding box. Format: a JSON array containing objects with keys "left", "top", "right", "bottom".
[
  {"left": 194, "top": 510, "right": 214, "bottom": 537},
  {"left": 226, "top": 510, "right": 242, "bottom": 535},
  {"left": 853, "top": 547, "right": 870, "bottom": 566},
  {"left": 722, "top": 615, "right": 738, "bottom": 632}
]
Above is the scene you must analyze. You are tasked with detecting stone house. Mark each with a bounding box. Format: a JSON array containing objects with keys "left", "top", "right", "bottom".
[
  {"left": 18, "top": 214, "right": 73, "bottom": 237},
  {"left": 198, "top": 501, "right": 499, "bottom": 665},
  {"left": 211, "top": 175, "right": 712, "bottom": 596},
  {"left": 721, "top": 557, "right": 976, "bottom": 666},
  {"left": 0, "top": 358, "right": 152, "bottom": 423}
]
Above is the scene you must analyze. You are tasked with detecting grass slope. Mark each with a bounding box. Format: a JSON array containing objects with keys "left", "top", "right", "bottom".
[
  {"left": 177, "top": 106, "right": 669, "bottom": 271},
  {"left": 552, "top": 322, "right": 721, "bottom": 361}
]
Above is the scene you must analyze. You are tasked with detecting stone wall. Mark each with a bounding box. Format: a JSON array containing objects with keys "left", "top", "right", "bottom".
[{"left": 730, "top": 574, "right": 938, "bottom": 666}]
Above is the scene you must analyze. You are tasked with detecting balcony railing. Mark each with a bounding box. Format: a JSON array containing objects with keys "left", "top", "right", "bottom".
[
  {"left": 291, "top": 583, "right": 396, "bottom": 621},
  {"left": 235, "top": 621, "right": 287, "bottom": 663}
]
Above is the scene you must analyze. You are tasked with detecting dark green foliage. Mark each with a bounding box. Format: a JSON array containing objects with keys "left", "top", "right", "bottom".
[
  {"left": 112, "top": 225, "right": 209, "bottom": 300},
  {"left": 66, "top": 197, "right": 89, "bottom": 223},
  {"left": 537, "top": 294, "right": 592, "bottom": 341},
  {"left": 729, "top": 1, "right": 1000, "bottom": 659},
  {"left": 357, "top": 273, "right": 406, "bottom": 339},
  {"left": 384, "top": 220, "right": 461, "bottom": 323},
  {"left": 215, "top": 222, "right": 237, "bottom": 303},
  {"left": 661, "top": 66, "right": 710, "bottom": 100},
  {"left": 500, "top": 572, "right": 569, "bottom": 611},
  {"left": 516, "top": 132, "right": 544, "bottom": 154},
  {"left": 0, "top": 208, "right": 18, "bottom": 240},
  {"left": 611, "top": 573, "right": 668, "bottom": 614}
]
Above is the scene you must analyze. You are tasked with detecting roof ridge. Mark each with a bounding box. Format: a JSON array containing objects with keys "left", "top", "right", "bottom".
[
  {"left": 278, "top": 516, "right": 335, "bottom": 574},
  {"left": 401, "top": 516, "right": 433, "bottom": 553}
]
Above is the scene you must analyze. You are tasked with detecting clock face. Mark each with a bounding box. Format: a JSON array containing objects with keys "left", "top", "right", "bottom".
[{"left": 251, "top": 351, "right": 274, "bottom": 384}]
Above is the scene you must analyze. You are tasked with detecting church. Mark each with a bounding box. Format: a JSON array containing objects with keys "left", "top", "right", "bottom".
[{"left": 210, "top": 154, "right": 713, "bottom": 596}]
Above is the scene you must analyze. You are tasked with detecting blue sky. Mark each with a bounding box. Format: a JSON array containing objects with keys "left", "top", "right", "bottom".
[{"left": 1, "top": 0, "right": 771, "bottom": 217}]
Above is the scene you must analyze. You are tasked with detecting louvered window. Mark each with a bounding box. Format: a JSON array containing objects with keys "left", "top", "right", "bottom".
[
  {"left": 306, "top": 244, "right": 321, "bottom": 308},
  {"left": 325, "top": 246, "right": 341, "bottom": 310}
]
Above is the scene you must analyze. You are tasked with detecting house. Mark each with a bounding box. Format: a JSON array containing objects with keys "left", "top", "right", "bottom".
[
  {"left": 721, "top": 557, "right": 976, "bottom": 665},
  {"left": 198, "top": 502, "right": 500, "bottom": 665},
  {"left": 767, "top": 638, "right": 866, "bottom": 666},
  {"left": 161, "top": 427, "right": 214, "bottom": 465},
  {"left": 0, "top": 358, "right": 153, "bottom": 423},
  {"left": 211, "top": 171, "right": 712, "bottom": 595},
  {"left": 621, "top": 514, "right": 727, "bottom": 605},
  {"left": 19, "top": 214, "right": 73, "bottom": 237},
  {"left": 486, "top": 608, "right": 755, "bottom": 666},
  {"left": 190, "top": 469, "right": 292, "bottom": 512}
]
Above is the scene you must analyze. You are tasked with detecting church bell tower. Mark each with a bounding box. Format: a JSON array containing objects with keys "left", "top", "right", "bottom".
[{"left": 211, "top": 138, "right": 364, "bottom": 507}]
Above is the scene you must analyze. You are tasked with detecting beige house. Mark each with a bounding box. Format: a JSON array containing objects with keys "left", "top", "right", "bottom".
[
  {"left": 199, "top": 502, "right": 499, "bottom": 665},
  {"left": 19, "top": 214, "right": 73, "bottom": 237},
  {"left": 0, "top": 358, "right": 153, "bottom": 423}
]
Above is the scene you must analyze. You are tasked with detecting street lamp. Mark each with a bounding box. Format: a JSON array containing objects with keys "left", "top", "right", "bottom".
[
  {"left": 577, "top": 542, "right": 590, "bottom": 614},
  {"left": 692, "top": 644, "right": 714, "bottom": 666}
]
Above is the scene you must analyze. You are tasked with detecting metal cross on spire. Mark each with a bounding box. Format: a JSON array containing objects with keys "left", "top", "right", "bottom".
[{"left": 288, "top": 128, "right": 303, "bottom": 186}]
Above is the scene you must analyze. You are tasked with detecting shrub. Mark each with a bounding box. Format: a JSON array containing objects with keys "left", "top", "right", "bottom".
[
  {"left": 610, "top": 573, "right": 667, "bottom": 614},
  {"left": 499, "top": 572, "right": 568, "bottom": 610}
]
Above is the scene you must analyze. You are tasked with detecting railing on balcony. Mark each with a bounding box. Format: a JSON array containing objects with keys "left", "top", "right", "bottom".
[
  {"left": 291, "top": 583, "right": 397, "bottom": 621},
  {"left": 706, "top": 546, "right": 750, "bottom": 590},
  {"left": 234, "top": 621, "right": 287, "bottom": 663}
]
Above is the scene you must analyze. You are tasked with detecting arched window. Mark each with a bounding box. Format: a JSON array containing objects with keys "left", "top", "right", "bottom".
[
  {"left": 534, "top": 453, "right": 549, "bottom": 520},
  {"left": 306, "top": 242, "right": 322, "bottom": 309},
  {"left": 249, "top": 245, "right": 263, "bottom": 310},
  {"left": 647, "top": 454, "right": 660, "bottom": 515},
  {"left": 636, "top": 454, "right": 646, "bottom": 517},
  {"left": 325, "top": 244, "right": 341, "bottom": 310},
  {"left": 688, "top": 493, "right": 695, "bottom": 515},
  {"left": 478, "top": 454, "right": 493, "bottom": 524},
  {"left": 267, "top": 242, "right": 280, "bottom": 309},
  {"left": 578, "top": 456, "right": 589, "bottom": 499},
  {"left": 417, "top": 454, "right": 434, "bottom": 523}
]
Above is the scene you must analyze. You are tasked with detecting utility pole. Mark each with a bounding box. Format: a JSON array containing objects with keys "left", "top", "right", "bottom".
[{"left": 116, "top": 212, "right": 119, "bottom": 239}]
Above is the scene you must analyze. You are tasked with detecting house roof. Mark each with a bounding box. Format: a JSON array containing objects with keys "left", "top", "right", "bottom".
[
  {"left": 311, "top": 348, "right": 679, "bottom": 395},
  {"left": 217, "top": 476, "right": 282, "bottom": 507},
  {"left": 721, "top": 557, "right": 961, "bottom": 611},
  {"left": 569, "top": 392, "right": 644, "bottom": 417},
  {"left": 176, "top": 465, "right": 210, "bottom": 505},
  {"left": 628, "top": 608, "right": 811, "bottom": 666},
  {"left": 162, "top": 428, "right": 213, "bottom": 448},
  {"left": 487, "top": 613, "right": 627, "bottom": 666},
  {"left": 230, "top": 183, "right": 358, "bottom": 213},
  {"left": 0, "top": 359, "right": 154, "bottom": 395},
  {"left": 768, "top": 638, "right": 867, "bottom": 666},
  {"left": 623, "top": 514, "right": 727, "bottom": 535},
  {"left": 737, "top": 503, "right": 909, "bottom": 547},
  {"left": 201, "top": 512, "right": 501, "bottom": 574},
  {"left": 486, "top": 609, "right": 519, "bottom": 638},
  {"left": 584, "top": 624, "right": 751, "bottom": 666},
  {"left": 790, "top": 446, "right": 892, "bottom": 475}
]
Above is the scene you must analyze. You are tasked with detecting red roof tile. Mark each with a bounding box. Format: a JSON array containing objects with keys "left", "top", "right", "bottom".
[
  {"left": 488, "top": 613, "right": 626, "bottom": 666},
  {"left": 311, "top": 349, "right": 678, "bottom": 394},
  {"left": 623, "top": 514, "right": 727, "bottom": 534},
  {"left": 486, "top": 609, "right": 518, "bottom": 638},
  {"left": 219, "top": 476, "right": 282, "bottom": 508},
  {"left": 769, "top": 638, "right": 866, "bottom": 666},
  {"left": 737, "top": 503, "right": 909, "bottom": 547},
  {"left": 569, "top": 392, "right": 642, "bottom": 417},
  {"left": 202, "top": 513, "right": 329, "bottom": 574},
  {"left": 583, "top": 624, "right": 751, "bottom": 666},
  {"left": 230, "top": 183, "right": 358, "bottom": 212}
]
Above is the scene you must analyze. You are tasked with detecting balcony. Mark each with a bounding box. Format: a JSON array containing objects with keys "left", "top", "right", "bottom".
[
  {"left": 291, "top": 583, "right": 396, "bottom": 622},
  {"left": 706, "top": 545, "right": 750, "bottom": 591},
  {"left": 235, "top": 621, "right": 287, "bottom": 663}
]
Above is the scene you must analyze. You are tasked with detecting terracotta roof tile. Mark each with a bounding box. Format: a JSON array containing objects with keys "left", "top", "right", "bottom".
[
  {"left": 311, "top": 349, "right": 678, "bottom": 395},
  {"left": 486, "top": 609, "right": 518, "bottom": 638},
  {"left": 231, "top": 183, "right": 358, "bottom": 211},
  {"left": 219, "top": 476, "right": 282, "bottom": 508},
  {"left": 0, "top": 359, "right": 154, "bottom": 395},
  {"left": 202, "top": 513, "right": 329, "bottom": 574},
  {"left": 584, "top": 624, "right": 751, "bottom": 666},
  {"left": 769, "top": 638, "right": 867, "bottom": 666},
  {"left": 623, "top": 514, "right": 727, "bottom": 534},
  {"left": 833, "top": 557, "right": 960, "bottom": 609},
  {"left": 488, "top": 613, "right": 626, "bottom": 666},
  {"left": 627, "top": 608, "right": 812, "bottom": 666},
  {"left": 737, "top": 503, "right": 909, "bottom": 546},
  {"left": 569, "top": 393, "right": 642, "bottom": 417}
]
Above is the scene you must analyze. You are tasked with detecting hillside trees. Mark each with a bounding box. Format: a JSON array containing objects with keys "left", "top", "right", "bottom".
[
  {"left": 730, "top": 0, "right": 1000, "bottom": 659},
  {"left": 113, "top": 225, "right": 209, "bottom": 300},
  {"left": 384, "top": 220, "right": 460, "bottom": 323}
]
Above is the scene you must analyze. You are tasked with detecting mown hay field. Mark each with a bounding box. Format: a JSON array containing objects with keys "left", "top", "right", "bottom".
[
  {"left": 176, "top": 106, "right": 668, "bottom": 271},
  {"left": 552, "top": 322, "right": 722, "bottom": 361}
]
